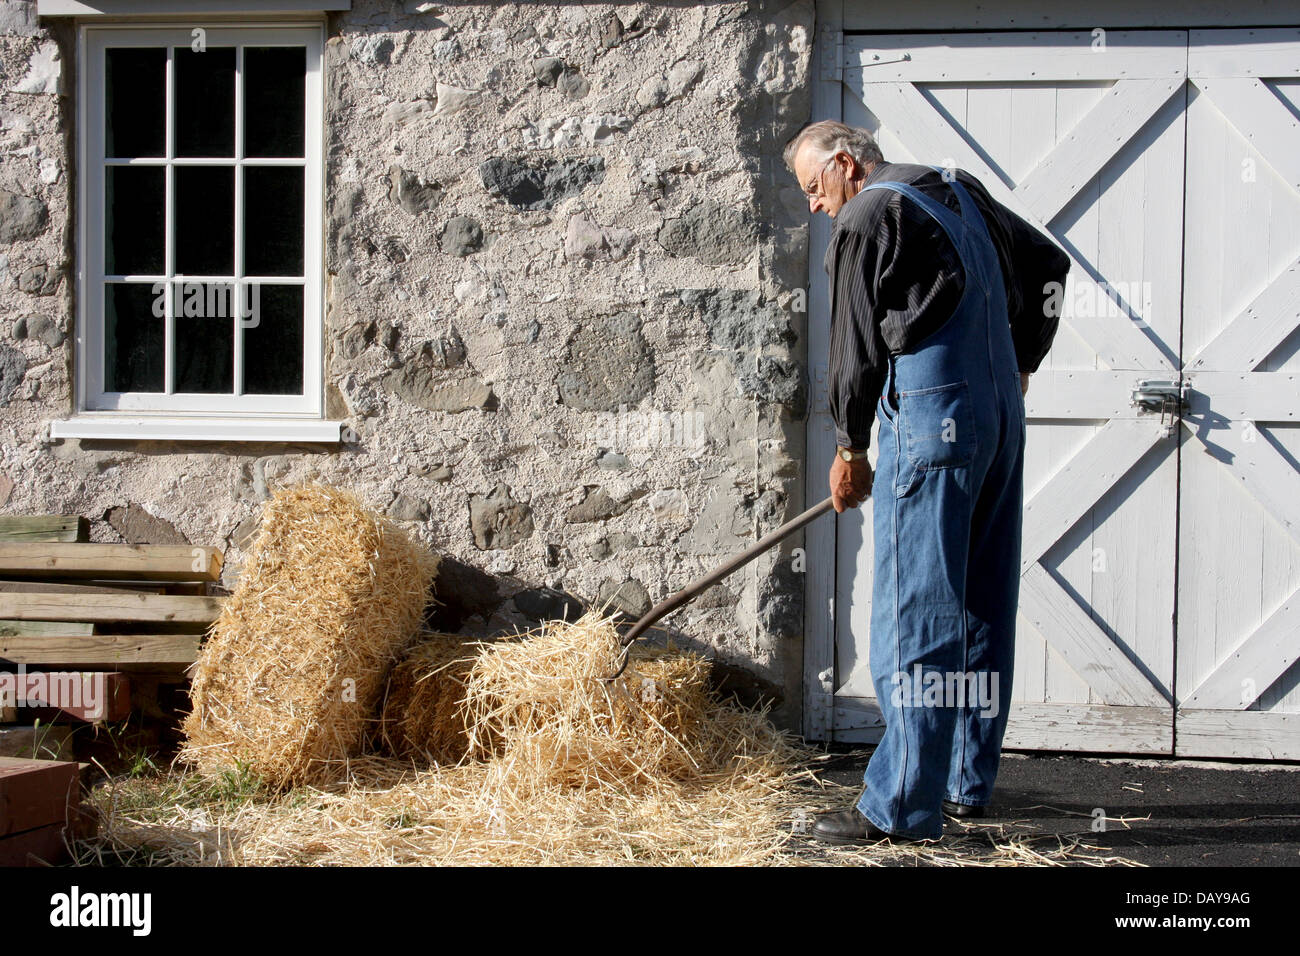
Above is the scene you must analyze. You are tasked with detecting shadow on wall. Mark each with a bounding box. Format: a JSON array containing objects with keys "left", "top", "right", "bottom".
[{"left": 423, "top": 553, "right": 786, "bottom": 711}]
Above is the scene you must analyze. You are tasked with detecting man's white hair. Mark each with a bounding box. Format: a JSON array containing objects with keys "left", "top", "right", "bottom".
[{"left": 783, "top": 120, "right": 885, "bottom": 175}]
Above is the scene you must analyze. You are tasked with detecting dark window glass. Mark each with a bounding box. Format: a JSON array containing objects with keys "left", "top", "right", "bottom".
[
  {"left": 243, "top": 285, "right": 304, "bottom": 395},
  {"left": 104, "top": 283, "right": 164, "bottom": 392},
  {"left": 244, "top": 167, "right": 303, "bottom": 276},
  {"left": 106, "top": 47, "right": 165, "bottom": 158},
  {"left": 175, "top": 166, "right": 234, "bottom": 275},
  {"left": 174, "top": 281, "right": 234, "bottom": 393},
  {"left": 175, "top": 46, "right": 235, "bottom": 157},
  {"left": 244, "top": 47, "right": 306, "bottom": 158},
  {"left": 105, "top": 166, "right": 164, "bottom": 275}
]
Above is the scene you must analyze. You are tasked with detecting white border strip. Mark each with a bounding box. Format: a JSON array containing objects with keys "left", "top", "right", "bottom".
[{"left": 51, "top": 416, "right": 343, "bottom": 441}]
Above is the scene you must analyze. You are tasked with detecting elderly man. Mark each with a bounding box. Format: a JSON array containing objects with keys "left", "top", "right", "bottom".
[{"left": 785, "top": 120, "right": 1069, "bottom": 843}]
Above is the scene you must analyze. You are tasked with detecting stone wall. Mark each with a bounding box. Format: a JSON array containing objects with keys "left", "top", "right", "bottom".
[{"left": 0, "top": 0, "right": 816, "bottom": 728}]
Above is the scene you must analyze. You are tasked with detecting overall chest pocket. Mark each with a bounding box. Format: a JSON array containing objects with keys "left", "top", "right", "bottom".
[{"left": 899, "top": 379, "right": 977, "bottom": 469}]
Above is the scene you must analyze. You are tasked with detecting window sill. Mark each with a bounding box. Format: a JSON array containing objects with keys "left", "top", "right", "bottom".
[
  {"left": 39, "top": 1, "right": 350, "bottom": 14},
  {"left": 51, "top": 416, "right": 343, "bottom": 443}
]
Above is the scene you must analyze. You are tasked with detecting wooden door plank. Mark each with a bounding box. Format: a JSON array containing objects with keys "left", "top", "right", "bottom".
[
  {"left": 1176, "top": 709, "right": 1300, "bottom": 759},
  {"left": 1024, "top": 370, "right": 1150, "bottom": 419},
  {"left": 1022, "top": 418, "right": 1163, "bottom": 573},
  {"left": 0, "top": 544, "right": 222, "bottom": 581},
  {"left": 0, "top": 593, "right": 221, "bottom": 625},
  {"left": 1183, "top": 372, "right": 1300, "bottom": 422},
  {"left": 0, "top": 634, "right": 200, "bottom": 665},
  {"left": 1003, "top": 702, "right": 1173, "bottom": 752},
  {"left": 832, "top": 28, "right": 1188, "bottom": 750},
  {"left": 1186, "top": 254, "right": 1300, "bottom": 372},
  {"left": 845, "top": 31, "right": 1187, "bottom": 83},
  {"left": 1190, "top": 76, "right": 1300, "bottom": 194},
  {"left": 832, "top": 698, "right": 1173, "bottom": 752},
  {"left": 1183, "top": 588, "right": 1300, "bottom": 709},
  {"left": 804, "top": 0, "right": 844, "bottom": 743},
  {"left": 1213, "top": 419, "right": 1300, "bottom": 548},
  {"left": 1178, "top": 35, "right": 1300, "bottom": 735},
  {"left": 1188, "top": 28, "right": 1300, "bottom": 79},
  {"left": 1017, "top": 77, "right": 1185, "bottom": 224},
  {"left": 1019, "top": 564, "right": 1168, "bottom": 707},
  {"left": 830, "top": 695, "right": 884, "bottom": 733}
]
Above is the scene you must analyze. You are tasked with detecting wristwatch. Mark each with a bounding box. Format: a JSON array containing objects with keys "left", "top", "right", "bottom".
[{"left": 838, "top": 447, "right": 869, "bottom": 462}]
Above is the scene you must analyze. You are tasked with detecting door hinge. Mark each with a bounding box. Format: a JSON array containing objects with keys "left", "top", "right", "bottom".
[
  {"left": 819, "top": 28, "right": 844, "bottom": 83},
  {"left": 812, "top": 362, "right": 830, "bottom": 414}
]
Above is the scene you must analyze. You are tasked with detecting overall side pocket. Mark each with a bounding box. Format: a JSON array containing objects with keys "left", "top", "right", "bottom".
[{"left": 899, "top": 379, "right": 978, "bottom": 470}]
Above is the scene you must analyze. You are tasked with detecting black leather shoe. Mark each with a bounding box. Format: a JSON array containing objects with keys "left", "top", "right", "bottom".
[
  {"left": 811, "top": 808, "right": 904, "bottom": 845},
  {"left": 942, "top": 799, "right": 987, "bottom": 819}
]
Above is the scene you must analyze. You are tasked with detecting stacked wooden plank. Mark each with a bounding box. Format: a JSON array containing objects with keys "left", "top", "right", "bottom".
[
  {"left": 0, "top": 755, "right": 92, "bottom": 866},
  {"left": 0, "top": 515, "right": 225, "bottom": 734}
]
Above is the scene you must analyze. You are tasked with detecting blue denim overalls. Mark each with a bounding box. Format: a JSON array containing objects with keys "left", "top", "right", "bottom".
[{"left": 855, "top": 170, "right": 1026, "bottom": 840}]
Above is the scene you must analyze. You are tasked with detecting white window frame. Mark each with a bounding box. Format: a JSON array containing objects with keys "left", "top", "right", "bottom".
[{"left": 54, "top": 21, "right": 337, "bottom": 442}]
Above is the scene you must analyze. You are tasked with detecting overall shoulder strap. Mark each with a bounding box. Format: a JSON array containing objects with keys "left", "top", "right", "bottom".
[
  {"left": 926, "top": 165, "right": 996, "bottom": 249},
  {"left": 861, "top": 179, "right": 965, "bottom": 252}
]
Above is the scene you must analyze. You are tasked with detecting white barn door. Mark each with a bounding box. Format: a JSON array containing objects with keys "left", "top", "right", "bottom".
[
  {"left": 1176, "top": 30, "right": 1300, "bottom": 759},
  {"left": 825, "top": 32, "right": 1189, "bottom": 752}
]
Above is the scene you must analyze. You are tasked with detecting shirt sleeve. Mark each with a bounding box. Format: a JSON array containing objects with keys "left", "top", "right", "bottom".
[
  {"left": 1004, "top": 211, "right": 1070, "bottom": 374},
  {"left": 827, "top": 225, "right": 890, "bottom": 452}
]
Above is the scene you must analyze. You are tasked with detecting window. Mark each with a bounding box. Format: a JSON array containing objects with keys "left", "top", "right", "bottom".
[{"left": 57, "top": 23, "right": 332, "bottom": 441}]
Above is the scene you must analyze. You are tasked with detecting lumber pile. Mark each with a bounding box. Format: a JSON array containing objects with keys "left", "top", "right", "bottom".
[
  {"left": 0, "top": 755, "right": 96, "bottom": 866},
  {"left": 0, "top": 514, "right": 225, "bottom": 745}
]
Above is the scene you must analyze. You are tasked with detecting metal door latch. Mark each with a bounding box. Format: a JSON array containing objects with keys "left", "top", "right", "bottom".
[{"left": 1131, "top": 378, "right": 1188, "bottom": 436}]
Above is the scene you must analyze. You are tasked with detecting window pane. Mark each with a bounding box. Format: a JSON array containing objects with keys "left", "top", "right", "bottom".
[
  {"left": 106, "top": 47, "right": 165, "bottom": 158},
  {"left": 243, "top": 285, "right": 304, "bottom": 395},
  {"left": 106, "top": 166, "right": 164, "bottom": 275},
  {"left": 175, "top": 46, "right": 234, "bottom": 157},
  {"left": 175, "top": 166, "right": 234, "bottom": 275},
  {"left": 245, "top": 46, "right": 305, "bottom": 158},
  {"left": 244, "top": 167, "right": 303, "bottom": 276},
  {"left": 174, "top": 281, "right": 234, "bottom": 393},
  {"left": 104, "top": 283, "right": 164, "bottom": 392}
]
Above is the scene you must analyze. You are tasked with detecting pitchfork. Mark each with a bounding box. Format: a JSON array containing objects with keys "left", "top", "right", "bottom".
[{"left": 603, "top": 495, "right": 837, "bottom": 680}]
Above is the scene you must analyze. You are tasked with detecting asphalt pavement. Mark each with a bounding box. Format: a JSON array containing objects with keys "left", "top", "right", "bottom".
[{"left": 788, "top": 746, "right": 1300, "bottom": 866}]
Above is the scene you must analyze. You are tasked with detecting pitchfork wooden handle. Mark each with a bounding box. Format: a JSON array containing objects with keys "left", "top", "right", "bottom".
[{"left": 605, "top": 496, "right": 837, "bottom": 679}]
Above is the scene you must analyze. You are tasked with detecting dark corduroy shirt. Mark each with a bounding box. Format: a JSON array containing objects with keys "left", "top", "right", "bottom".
[{"left": 825, "top": 162, "right": 1070, "bottom": 451}]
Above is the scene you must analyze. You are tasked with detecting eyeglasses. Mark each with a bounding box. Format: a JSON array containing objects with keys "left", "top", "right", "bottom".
[{"left": 803, "top": 156, "right": 836, "bottom": 199}]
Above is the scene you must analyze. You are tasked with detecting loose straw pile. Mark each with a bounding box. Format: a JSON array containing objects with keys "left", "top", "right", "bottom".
[
  {"left": 462, "top": 611, "right": 722, "bottom": 795},
  {"left": 75, "top": 754, "right": 1143, "bottom": 867},
  {"left": 180, "top": 485, "right": 440, "bottom": 790},
  {"left": 86, "top": 539, "right": 1142, "bottom": 865},
  {"left": 88, "top": 607, "right": 826, "bottom": 865}
]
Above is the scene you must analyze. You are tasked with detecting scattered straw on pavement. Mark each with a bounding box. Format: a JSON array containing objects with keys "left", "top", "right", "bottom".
[{"left": 81, "top": 608, "right": 1141, "bottom": 867}]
